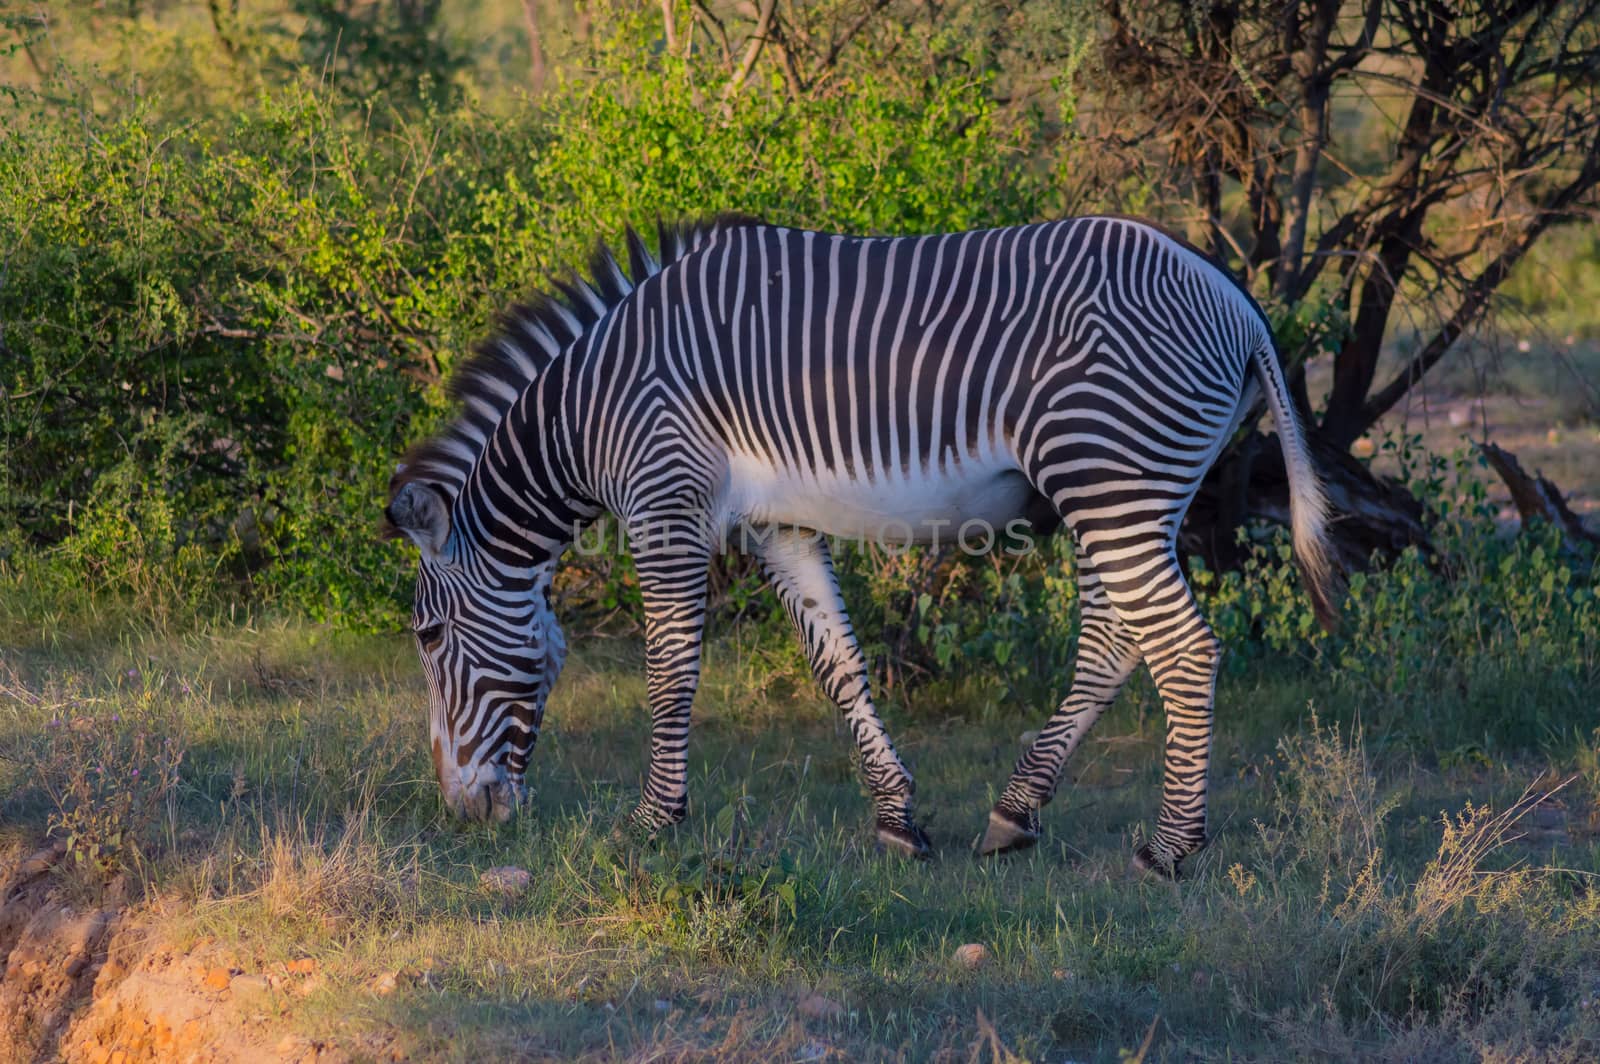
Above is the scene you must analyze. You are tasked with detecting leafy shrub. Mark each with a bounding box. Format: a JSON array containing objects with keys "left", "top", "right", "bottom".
[
  {"left": 28, "top": 703, "right": 186, "bottom": 879},
  {"left": 835, "top": 535, "right": 1080, "bottom": 705},
  {"left": 0, "top": 14, "right": 1057, "bottom": 632},
  {"left": 1186, "top": 445, "right": 1598, "bottom": 747}
]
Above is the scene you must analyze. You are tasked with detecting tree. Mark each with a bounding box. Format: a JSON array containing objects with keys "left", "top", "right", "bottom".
[
  {"left": 1078, "top": 0, "right": 1600, "bottom": 566},
  {"left": 290, "top": 0, "right": 466, "bottom": 106}
]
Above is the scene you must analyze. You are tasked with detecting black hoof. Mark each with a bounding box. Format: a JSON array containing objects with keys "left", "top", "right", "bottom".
[
  {"left": 1127, "top": 844, "right": 1181, "bottom": 882},
  {"left": 977, "top": 809, "right": 1039, "bottom": 856},
  {"left": 876, "top": 821, "right": 933, "bottom": 859}
]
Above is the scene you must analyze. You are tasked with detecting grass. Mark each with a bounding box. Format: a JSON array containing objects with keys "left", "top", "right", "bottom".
[{"left": 3, "top": 612, "right": 1599, "bottom": 1062}]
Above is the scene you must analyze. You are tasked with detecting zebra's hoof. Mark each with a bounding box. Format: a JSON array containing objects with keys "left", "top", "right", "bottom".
[
  {"left": 876, "top": 821, "right": 933, "bottom": 860},
  {"left": 977, "top": 809, "right": 1039, "bottom": 856},
  {"left": 614, "top": 804, "right": 681, "bottom": 845},
  {"left": 1127, "top": 845, "right": 1181, "bottom": 882},
  {"left": 609, "top": 819, "right": 652, "bottom": 846}
]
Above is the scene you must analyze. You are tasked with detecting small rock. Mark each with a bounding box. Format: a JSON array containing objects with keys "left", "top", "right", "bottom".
[
  {"left": 231, "top": 973, "right": 271, "bottom": 998},
  {"left": 15, "top": 840, "right": 68, "bottom": 879},
  {"left": 952, "top": 943, "right": 990, "bottom": 970},
  {"left": 480, "top": 866, "right": 533, "bottom": 898},
  {"left": 371, "top": 971, "right": 398, "bottom": 996},
  {"left": 203, "top": 967, "right": 233, "bottom": 991},
  {"left": 798, "top": 992, "right": 844, "bottom": 1021}
]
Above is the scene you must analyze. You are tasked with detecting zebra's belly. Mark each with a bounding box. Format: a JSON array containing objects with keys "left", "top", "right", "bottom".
[{"left": 724, "top": 454, "right": 1036, "bottom": 547}]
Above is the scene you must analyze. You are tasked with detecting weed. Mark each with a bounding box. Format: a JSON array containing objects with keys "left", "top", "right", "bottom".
[{"left": 21, "top": 690, "right": 185, "bottom": 882}]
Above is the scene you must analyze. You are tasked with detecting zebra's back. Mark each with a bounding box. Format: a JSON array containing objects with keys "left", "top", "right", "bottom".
[{"left": 631, "top": 217, "right": 1265, "bottom": 540}]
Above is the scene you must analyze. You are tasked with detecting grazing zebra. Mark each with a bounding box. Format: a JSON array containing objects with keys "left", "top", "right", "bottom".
[{"left": 384, "top": 214, "right": 1339, "bottom": 877}]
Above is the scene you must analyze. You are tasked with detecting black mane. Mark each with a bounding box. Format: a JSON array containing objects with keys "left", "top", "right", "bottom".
[{"left": 385, "top": 213, "right": 761, "bottom": 513}]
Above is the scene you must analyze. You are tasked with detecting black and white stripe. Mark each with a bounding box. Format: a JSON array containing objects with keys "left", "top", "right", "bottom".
[{"left": 386, "top": 215, "right": 1339, "bottom": 873}]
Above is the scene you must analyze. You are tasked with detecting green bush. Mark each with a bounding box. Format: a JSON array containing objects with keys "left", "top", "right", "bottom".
[
  {"left": 0, "top": 15, "right": 1056, "bottom": 632},
  {"left": 1190, "top": 446, "right": 1597, "bottom": 748}
]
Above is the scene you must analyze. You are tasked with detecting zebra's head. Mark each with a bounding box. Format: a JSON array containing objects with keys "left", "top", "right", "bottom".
[{"left": 386, "top": 480, "right": 568, "bottom": 822}]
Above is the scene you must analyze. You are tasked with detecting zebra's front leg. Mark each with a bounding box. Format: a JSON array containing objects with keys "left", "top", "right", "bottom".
[
  {"left": 628, "top": 539, "right": 713, "bottom": 835},
  {"left": 754, "top": 528, "right": 930, "bottom": 858},
  {"left": 981, "top": 547, "right": 1142, "bottom": 856}
]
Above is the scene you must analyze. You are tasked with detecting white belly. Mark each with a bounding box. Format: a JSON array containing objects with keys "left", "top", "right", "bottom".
[{"left": 722, "top": 454, "right": 1035, "bottom": 547}]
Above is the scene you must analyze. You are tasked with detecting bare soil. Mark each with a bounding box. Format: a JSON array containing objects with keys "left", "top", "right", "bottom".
[{"left": 0, "top": 840, "right": 347, "bottom": 1064}]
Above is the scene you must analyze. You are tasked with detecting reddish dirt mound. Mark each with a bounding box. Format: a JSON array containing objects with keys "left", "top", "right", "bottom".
[
  {"left": 0, "top": 841, "right": 120, "bottom": 1060},
  {"left": 0, "top": 841, "right": 345, "bottom": 1063},
  {"left": 62, "top": 945, "right": 326, "bottom": 1063}
]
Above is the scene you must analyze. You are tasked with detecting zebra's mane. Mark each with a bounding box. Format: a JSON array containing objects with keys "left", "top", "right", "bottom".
[{"left": 387, "top": 213, "right": 761, "bottom": 507}]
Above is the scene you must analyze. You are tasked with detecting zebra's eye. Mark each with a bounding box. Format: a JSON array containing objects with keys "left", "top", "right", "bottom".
[{"left": 414, "top": 622, "right": 445, "bottom": 647}]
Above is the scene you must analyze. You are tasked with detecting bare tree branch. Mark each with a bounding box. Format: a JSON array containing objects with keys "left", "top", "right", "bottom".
[
  {"left": 724, "top": 0, "right": 779, "bottom": 99},
  {"left": 1360, "top": 141, "right": 1600, "bottom": 429},
  {"left": 660, "top": 0, "right": 680, "bottom": 56},
  {"left": 521, "top": 0, "right": 547, "bottom": 94}
]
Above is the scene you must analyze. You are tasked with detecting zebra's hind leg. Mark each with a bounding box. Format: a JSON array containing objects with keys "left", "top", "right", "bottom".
[
  {"left": 981, "top": 544, "right": 1142, "bottom": 856},
  {"left": 1096, "top": 544, "right": 1223, "bottom": 880},
  {"left": 753, "top": 527, "right": 931, "bottom": 859}
]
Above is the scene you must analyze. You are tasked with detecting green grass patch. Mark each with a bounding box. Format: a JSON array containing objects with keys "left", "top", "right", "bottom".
[{"left": 3, "top": 613, "right": 1597, "bottom": 1061}]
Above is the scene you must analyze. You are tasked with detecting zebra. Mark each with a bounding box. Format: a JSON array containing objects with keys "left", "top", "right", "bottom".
[{"left": 384, "top": 214, "right": 1340, "bottom": 877}]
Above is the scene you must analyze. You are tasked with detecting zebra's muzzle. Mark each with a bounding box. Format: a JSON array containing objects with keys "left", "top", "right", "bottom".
[{"left": 445, "top": 760, "right": 524, "bottom": 823}]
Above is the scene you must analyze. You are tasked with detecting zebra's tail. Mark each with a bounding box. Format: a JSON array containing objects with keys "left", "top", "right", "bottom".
[{"left": 1250, "top": 341, "right": 1344, "bottom": 633}]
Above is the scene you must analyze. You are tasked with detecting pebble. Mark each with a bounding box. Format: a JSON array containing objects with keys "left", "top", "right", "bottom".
[
  {"left": 480, "top": 866, "right": 533, "bottom": 898},
  {"left": 798, "top": 993, "right": 844, "bottom": 1020},
  {"left": 231, "top": 973, "right": 270, "bottom": 998},
  {"left": 952, "top": 943, "right": 990, "bottom": 970}
]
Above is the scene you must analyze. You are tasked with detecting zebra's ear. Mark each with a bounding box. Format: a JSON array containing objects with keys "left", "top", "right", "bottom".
[{"left": 385, "top": 481, "right": 452, "bottom": 556}]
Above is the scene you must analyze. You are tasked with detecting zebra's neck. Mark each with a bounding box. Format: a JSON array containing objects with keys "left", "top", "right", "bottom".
[{"left": 452, "top": 366, "right": 597, "bottom": 579}]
